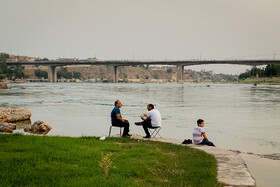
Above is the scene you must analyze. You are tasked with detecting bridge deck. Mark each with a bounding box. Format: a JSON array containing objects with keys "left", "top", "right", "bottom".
[{"left": 6, "top": 59, "right": 280, "bottom": 66}]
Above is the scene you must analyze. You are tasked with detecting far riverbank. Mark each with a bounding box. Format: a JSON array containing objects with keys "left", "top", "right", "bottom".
[{"left": 237, "top": 77, "right": 280, "bottom": 84}]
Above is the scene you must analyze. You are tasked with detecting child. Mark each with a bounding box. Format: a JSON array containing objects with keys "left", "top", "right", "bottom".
[{"left": 193, "top": 119, "right": 215, "bottom": 146}]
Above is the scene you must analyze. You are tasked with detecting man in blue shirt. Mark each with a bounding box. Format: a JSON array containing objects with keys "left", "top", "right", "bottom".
[{"left": 111, "top": 100, "right": 131, "bottom": 137}]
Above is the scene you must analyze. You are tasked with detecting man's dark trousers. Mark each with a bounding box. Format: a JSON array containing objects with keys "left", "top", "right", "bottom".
[
  {"left": 135, "top": 121, "right": 153, "bottom": 137},
  {"left": 112, "top": 120, "right": 130, "bottom": 136},
  {"left": 200, "top": 139, "right": 215, "bottom": 146}
]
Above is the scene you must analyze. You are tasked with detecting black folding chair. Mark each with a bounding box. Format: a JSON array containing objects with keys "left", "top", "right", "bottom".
[{"left": 148, "top": 126, "right": 162, "bottom": 138}]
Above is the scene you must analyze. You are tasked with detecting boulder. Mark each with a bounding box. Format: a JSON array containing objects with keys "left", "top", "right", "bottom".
[
  {"left": 0, "top": 122, "right": 16, "bottom": 133},
  {"left": 0, "top": 82, "right": 8, "bottom": 89},
  {"left": 24, "top": 120, "right": 52, "bottom": 135},
  {"left": 0, "top": 108, "right": 32, "bottom": 123}
]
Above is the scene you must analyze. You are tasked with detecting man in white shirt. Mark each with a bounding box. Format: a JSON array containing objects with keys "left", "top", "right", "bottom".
[{"left": 135, "top": 104, "right": 162, "bottom": 138}]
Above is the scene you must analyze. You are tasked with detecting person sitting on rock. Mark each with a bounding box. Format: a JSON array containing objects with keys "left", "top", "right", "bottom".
[
  {"left": 193, "top": 119, "right": 215, "bottom": 146},
  {"left": 135, "top": 104, "right": 162, "bottom": 138}
]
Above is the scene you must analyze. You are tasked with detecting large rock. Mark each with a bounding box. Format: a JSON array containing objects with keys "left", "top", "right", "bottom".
[
  {"left": 24, "top": 120, "right": 52, "bottom": 135},
  {"left": 0, "top": 108, "right": 32, "bottom": 123},
  {"left": 0, "top": 82, "right": 8, "bottom": 89},
  {"left": 0, "top": 122, "right": 16, "bottom": 133}
]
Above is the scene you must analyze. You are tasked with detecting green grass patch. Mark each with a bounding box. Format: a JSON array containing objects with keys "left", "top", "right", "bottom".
[
  {"left": 237, "top": 77, "right": 280, "bottom": 84},
  {"left": 0, "top": 134, "right": 222, "bottom": 186}
]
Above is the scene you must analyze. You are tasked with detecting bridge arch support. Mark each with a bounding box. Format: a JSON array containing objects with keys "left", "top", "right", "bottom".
[
  {"left": 177, "top": 65, "right": 184, "bottom": 82},
  {"left": 48, "top": 66, "right": 57, "bottom": 82}
]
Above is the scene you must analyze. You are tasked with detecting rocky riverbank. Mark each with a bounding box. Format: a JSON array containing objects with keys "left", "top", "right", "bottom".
[
  {"left": 0, "top": 82, "right": 8, "bottom": 89},
  {"left": 0, "top": 107, "right": 32, "bottom": 123},
  {"left": 0, "top": 107, "right": 51, "bottom": 134}
]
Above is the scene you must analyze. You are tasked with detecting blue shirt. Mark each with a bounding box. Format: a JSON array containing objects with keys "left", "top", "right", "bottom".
[{"left": 111, "top": 106, "right": 122, "bottom": 123}]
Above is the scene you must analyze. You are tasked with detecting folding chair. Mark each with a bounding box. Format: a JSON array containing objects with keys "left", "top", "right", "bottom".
[
  {"left": 148, "top": 126, "right": 162, "bottom": 138},
  {"left": 108, "top": 125, "right": 123, "bottom": 137}
]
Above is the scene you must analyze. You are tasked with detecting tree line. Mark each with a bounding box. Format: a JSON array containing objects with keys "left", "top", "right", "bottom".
[
  {"left": 35, "top": 67, "right": 81, "bottom": 79},
  {"left": 1, "top": 54, "right": 82, "bottom": 80},
  {"left": 0, "top": 54, "right": 27, "bottom": 80},
  {"left": 239, "top": 64, "right": 280, "bottom": 79}
]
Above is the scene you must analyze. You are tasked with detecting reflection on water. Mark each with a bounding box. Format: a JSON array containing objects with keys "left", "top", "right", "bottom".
[
  {"left": 1, "top": 82, "right": 280, "bottom": 155},
  {"left": 14, "top": 120, "right": 32, "bottom": 129}
]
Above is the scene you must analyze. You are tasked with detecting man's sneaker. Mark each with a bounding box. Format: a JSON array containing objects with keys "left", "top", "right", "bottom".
[
  {"left": 122, "top": 134, "right": 131, "bottom": 138},
  {"left": 135, "top": 122, "right": 142, "bottom": 126},
  {"left": 143, "top": 135, "right": 151, "bottom": 139}
]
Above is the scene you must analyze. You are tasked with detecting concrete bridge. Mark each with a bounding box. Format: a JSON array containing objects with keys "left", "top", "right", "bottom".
[{"left": 6, "top": 59, "right": 280, "bottom": 82}]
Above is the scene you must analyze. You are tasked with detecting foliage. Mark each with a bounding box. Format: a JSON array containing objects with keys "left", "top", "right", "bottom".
[
  {"left": 0, "top": 134, "right": 221, "bottom": 186},
  {"left": 166, "top": 68, "right": 173, "bottom": 73},
  {"left": 239, "top": 64, "right": 280, "bottom": 79},
  {"left": 34, "top": 69, "right": 48, "bottom": 79},
  {"left": 99, "top": 152, "right": 113, "bottom": 179},
  {"left": 239, "top": 70, "right": 251, "bottom": 79},
  {"left": 265, "top": 64, "right": 280, "bottom": 77},
  {"left": 0, "top": 54, "right": 26, "bottom": 80},
  {"left": 73, "top": 71, "right": 81, "bottom": 79},
  {"left": 57, "top": 67, "right": 82, "bottom": 79}
]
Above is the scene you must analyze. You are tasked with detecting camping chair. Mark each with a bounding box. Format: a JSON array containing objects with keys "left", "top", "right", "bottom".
[
  {"left": 148, "top": 126, "right": 162, "bottom": 138},
  {"left": 108, "top": 125, "right": 123, "bottom": 137}
]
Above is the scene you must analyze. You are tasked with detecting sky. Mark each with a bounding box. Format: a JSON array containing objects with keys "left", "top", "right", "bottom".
[{"left": 1, "top": 0, "right": 280, "bottom": 74}]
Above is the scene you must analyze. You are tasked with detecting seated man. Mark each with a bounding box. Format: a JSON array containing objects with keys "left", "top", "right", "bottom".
[
  {"left": 111, "top": 100, "right": 131, "bottom": 137},
  {"left": 192, "top": 119, "right": 215, "bottom": 146},
  {"left": 135, "top": 104, "right": 162, "bottom": 138}
]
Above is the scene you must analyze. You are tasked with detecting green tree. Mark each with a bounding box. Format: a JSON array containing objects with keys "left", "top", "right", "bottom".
[
  {"left": 35, "top": 69, "right": 48, "bottom": 79},
  {"left": 65, "top": 72, "right": 73, "bottom": 79},
  {"left": 0, "top": 54, "right": 9, "bottom": 79},
  {"left": 239, "top": 70, "right": 251, "bottom": 79},
  {"left": 0, "top": 54, "right": 26, "bottom": 80},
  {"left": 166, "top": 68, "right": 173, "bottom": 73},
  {"left": 57, "top": 67, "right": 82, "bottom": 79},
  {"left": 265, "top": 64, "right": 280, "bottom": 77},
  {"left": 73, "top": 71, "right": 81, "bottom": 79}
]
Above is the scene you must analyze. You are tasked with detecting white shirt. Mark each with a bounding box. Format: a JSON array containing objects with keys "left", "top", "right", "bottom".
[{"left": 147, "top": 109, "right": 162, "bottom": 127}]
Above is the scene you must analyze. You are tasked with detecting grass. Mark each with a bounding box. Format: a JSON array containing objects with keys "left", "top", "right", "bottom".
[
  {"left": 237, "top": 77, "right": 280, "bottom": 84},
  {"left": 0, "top": 134, "right": 222, "bottom": 187}
]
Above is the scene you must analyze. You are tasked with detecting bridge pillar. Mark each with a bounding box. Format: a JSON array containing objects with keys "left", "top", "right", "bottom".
[
  {"left": 48, "top": 66, "right": 57, "bottom": 82},
  {"left": 177, "top": 66, "right": 184, "bottom": 82},
  {"left": 113, "top": 66, "right": 119, "bottom": 83}
]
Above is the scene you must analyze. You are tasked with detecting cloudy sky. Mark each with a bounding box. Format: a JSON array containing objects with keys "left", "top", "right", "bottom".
[{"left": 1, "top": 0, "right": 280, "bottom": 74}]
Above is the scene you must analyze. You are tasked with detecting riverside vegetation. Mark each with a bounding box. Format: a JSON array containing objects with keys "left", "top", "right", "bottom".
[
  {"left": 0, "top": 134, "right": 222, "bottom": 187},
  {"left": 238, "top": 64, "right": 280, "bottom": 83},
  {"left": 0, "top": 54, "right": 26, "bottom": 80}
]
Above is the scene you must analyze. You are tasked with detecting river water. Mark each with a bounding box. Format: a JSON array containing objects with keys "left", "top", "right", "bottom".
[{"left": 1, "top": 82, "right": 280, "bottom": 156}]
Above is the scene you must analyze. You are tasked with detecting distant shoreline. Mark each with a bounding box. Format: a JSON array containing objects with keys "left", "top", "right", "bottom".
[
  {"left": 4, "top": 78, "right": 280, "bottom": 84},
  {"left": 236, "top": 77, "right": 280, "bottom": 84}
]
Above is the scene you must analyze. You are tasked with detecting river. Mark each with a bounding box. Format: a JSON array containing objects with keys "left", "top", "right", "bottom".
[
  {"left": 1, "top": 82, "right": 280, "bottom": 156},
  {"left": 2, "top": 82, "right": 280, "bottom": 186}
]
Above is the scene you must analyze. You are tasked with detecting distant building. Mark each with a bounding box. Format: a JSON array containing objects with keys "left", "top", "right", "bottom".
[
  {"left": 0, "top": 52, "right": 8, "bottom": 56},
  {"left": 87, "top": 57, "right": 98, "bottom": 62},
  {"left": 58, "top": 57, "right": 79, "bottom": 62},
  {"left": 8, "top": 54, "right": 41, "bottom": 62}
]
